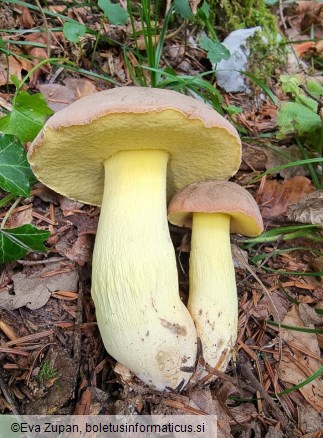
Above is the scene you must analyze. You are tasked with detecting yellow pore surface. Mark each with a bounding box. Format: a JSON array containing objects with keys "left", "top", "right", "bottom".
[{"left": 29, "top": 110, "right": 241, "bottom": 205}]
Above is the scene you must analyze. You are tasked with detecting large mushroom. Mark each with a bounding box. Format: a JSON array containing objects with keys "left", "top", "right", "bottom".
[
  {"left": 168, "top": 180, "right": 263, "bottom": 374},
  {"left": 28, "top": 87, "right": 242, "bottom": 391}
]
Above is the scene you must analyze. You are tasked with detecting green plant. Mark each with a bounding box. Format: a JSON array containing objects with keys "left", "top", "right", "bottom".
[
  {"left": 277, "top": 75, "right": 323, "bottom": 157},
  {"left": 124, "top": 0, "right": 230, "bottom": 89},
  {"left": 0, "top": 73, "right": 52, "bottom": 263},
  {"left": 37, "top": 360, "right": 58, "bottom": 382}
]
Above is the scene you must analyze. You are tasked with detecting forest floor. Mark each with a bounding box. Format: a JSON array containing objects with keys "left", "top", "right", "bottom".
[{"left": 0, "top": 1, "right": 322, "bottom": 437}]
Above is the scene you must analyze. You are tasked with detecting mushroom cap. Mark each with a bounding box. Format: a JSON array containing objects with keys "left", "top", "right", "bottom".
[
  {"left": 28, "top": 87, "right": 241, "bottom": 205},
  {"left": 168, "top": 180, "right": 264, "bottom": 236}
]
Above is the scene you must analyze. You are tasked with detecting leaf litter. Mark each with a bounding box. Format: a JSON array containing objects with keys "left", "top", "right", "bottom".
[
  {"left": 0, "top": 262, "right": 79, "bottom": 311},
  {"left": 0, "top": 1, "right": 322, "bottom": 434}
]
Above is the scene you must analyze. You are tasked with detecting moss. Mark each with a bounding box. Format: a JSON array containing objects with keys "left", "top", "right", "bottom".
[
  {"left": 214, "top": 0, "right": 278, "bottom": 34},
  {"left": 207, "top": 0, "right": 287, "bottom": 84},
  {"left": 37, "top": 360, "right": 58, "bottom": 382},
  {"left": 246, "top": 30, "right": 287, "bottom": 85}
]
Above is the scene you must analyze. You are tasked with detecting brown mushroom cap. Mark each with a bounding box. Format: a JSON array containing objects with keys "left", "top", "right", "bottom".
[
  {"left": 168, "top": 180, "right": 264, "bottom": 236},
  {"left": 28, "top": 87, "right": 241, "bottom": 205}
]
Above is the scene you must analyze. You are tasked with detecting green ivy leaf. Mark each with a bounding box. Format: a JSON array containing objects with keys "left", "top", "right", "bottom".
[
  {"left": 63, "top": 22, "right": 86, "bottom": 43},
  {"left": 174, "top": 0, "right": 193, "bottom": 19},
  {"left": 98, "top": 0, "right": 128, "bottom": 25},
  {"left": 0, "top": 91, "right": 53, "bottom": 143},
  {"left": 0, "top": 134, "right": 35, "bottom": 196},
  {"left": 200, "top": 37, "right": 230, "bottom": 64},
  {"left": 0, "top": 224, "right": 50, "bottom": 264}
]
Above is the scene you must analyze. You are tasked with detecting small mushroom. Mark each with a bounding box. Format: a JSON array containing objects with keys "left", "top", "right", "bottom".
[
  {"left": 28, "top": 87, "right": 242, "bottom": 391},
  {"left": 168, "top": 180, "right": 263, "bottom": 373}
]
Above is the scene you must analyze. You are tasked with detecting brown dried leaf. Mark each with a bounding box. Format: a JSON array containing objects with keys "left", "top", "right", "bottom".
[
  {"left": 298, "top": 405, "right": 323, "bottom": 435},
  {"left": 38, "top": 79, "right": 98, "bottom": 112},
  {"left": 5, "top": 205, "right": 33, "bottom": 228},
  {"left": 16, "top": 5, "right": 35, "bottom": 28},
  {"left": 67, "top": 214, "right": 98, "bottom": 235},
  {"left": 188, "top": 388, "right": 232, "bottom": 438},
  {"left": 256, "top": 176, "right": 315, "bottom": 218},
  {"left": 63, "top": 235, "right": 94, "bottom": 266},
  {"left": 64, "top": 78, "right": 98, "bottom": 99},
  {"left": 297, "top": 1, "right": 322, "bottom": 15},
  {"left": 57, "top": 195, "right": 84, "bottom": 215},
  {"left": 315, "top": 40, "right": 323, "bottom": 55},
  {"left": 0, "top": 54, "right": 32, "bottom": 86},
  {"left": 273, "top": 306, "right": 323, "bottom": 412},
  {"left": 37, "top": 83, "right": 75, "bottom": 113},
  {"left": 287, "top": 190, "right": 323, "bottom": 226},
  {"left": 264, "top": 145, "right": 309, "bottom": 179},
  {"left": 114, "top": 362, "right": 134, "bottom": 386},
  {"left": 0, "top": 263, "right": 78, "bottom": 310},
  {"left": 299, "top": 303, "right": 323, "bottom": 325},
  {"left": 255, "top": 291, "right": 290, "bottom": 322},
  {"left": 230, "top": 403, "right": 257, "bottom": 424}
]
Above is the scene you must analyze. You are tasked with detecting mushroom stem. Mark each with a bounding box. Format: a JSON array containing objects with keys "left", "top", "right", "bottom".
[
  {"left": 188, "top": 212, "right": 238, "bottom": 371},
  {"left": 92, "top": 150, "right": 197, "bottom": 391}
]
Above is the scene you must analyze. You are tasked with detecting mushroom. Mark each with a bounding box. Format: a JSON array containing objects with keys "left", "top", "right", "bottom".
[
  {"left": 28, "top": 87, "right": 242, "bottom": 391},
  {"left": 168, "top": 180, "right": 263, "bottom": 374}
]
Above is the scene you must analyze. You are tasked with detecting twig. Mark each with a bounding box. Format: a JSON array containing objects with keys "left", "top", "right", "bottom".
[
  {"left": 278, "top": 0, "right": 287, "bottom": 31},
  {"left": 73, "top": 281, "right": 84, "bottom": 362},
  {"left": 1, "top": 197, "right": 22, "bottom": 229},
  {"left": 0, "top": 374, "right": 20, "bottom": 415},
  {"left": 34, "top": 0, "right": 51, "bottom": 58},
  {"left": 299, "top": 84, "right": 323, "bottom": 116},
  {"left": 17, "top": 257, "right": 67, "bottom": 265},
  {"left": 238, "top": 358, "right": 292, "bottom": 432}
]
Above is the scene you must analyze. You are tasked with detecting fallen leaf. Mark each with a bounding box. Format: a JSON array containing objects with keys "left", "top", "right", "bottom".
[
  {"left": 315, "top": 40, "right": 323, "bottom": 56},
  {"left": 188, "top": 387, "right": 232, "bottom": 438},
  {"left": 0, "top": 263, "right": 78, "bottom": 310},
  {"left": 0, "top": 54, "right": 32, "bottom": 86},
  {"left": 299, "top": 303, "right": 323, "bottom": 325},
  {"left": 298, "top": 405, "right": 323, "bottom": 435},
  {"left": 57, "top": 195, "right": 84, "bottom": 215},
  {"left": 256, "top": 176, "right": 315, "bottom": 219},
  {"left": 310, "top": 257, "right": 323, "bottom": 279},
  {"left": 67, "top": 214, "right": 98, "bottom": 235},
  {"left": 273, "top": 306, "right": 323, "bottom": 412},
  {"left": 265, "top": 427, "right": 284, "bottom": 438},
  {"left": 63, "top": 235, "right": 94, "bottom": 266},
  {"left": 264, "top": 145, "right": 309, "bottom": 179},
  {"left": 114, "top": 362, "right": 134, "bottom": 386},
  {"left": 296, "top": 1, "right": 323, "bottom": 15},
  {"left": 24, "top": 33, "right": 51, "bottom": 87},
  {"left": 255, "top": 291, "right": 290, "bottom": 322},
  {"left": 230, "top": 403, "right": 257, "bottom": 424},
  {"left": 38, "top": 79, "right": 98, "bottom": 112},
  {"left": 287, "top": 190, "right": 323, "bottom": 226},
  {"left": 5, "top": 205, "right": 33, "bottom": 228},
  {"left": 16, "top": 5, "right": 35, "bottom": 28},
  {"left": 292, "top": 41, "right": 316, "bottom": 57}
]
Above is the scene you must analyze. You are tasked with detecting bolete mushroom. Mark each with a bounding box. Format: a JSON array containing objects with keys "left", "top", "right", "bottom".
[
  {"left": 28, "top": 87, "right": 242, "bottom": 391},
  {"left": 168, "top": 180, "right": 263, "bottom": 374}
]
